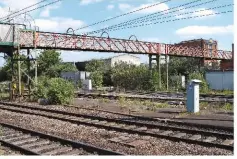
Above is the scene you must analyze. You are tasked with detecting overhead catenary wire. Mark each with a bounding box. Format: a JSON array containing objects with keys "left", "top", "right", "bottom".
[
  {"left": 85, "top": 0, "right": 218, "bottom": 35},
  {"left": 71, "top": 0, "right": 204, "bottom": 34},
  {"left": 81, "top": 0, "right": 206, "bottom": 34},
  {"left": 68, "top": 0, "right": 172, "bottom": 33},
  {"left": 0, "top": 0, "right": 50, "bottom": 21},
  {"left": 1, "top": 0, "right": 62, "bottom": 22},
  {"left": 86, "top": 10, "right": 232, "bottom": 35},
  {"left": 108, "top": 3, "right": 234, "bottom": 33}
]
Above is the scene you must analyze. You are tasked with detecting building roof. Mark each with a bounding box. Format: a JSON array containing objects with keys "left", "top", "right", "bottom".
[
  {"left": 177, "top": 38, "right": 217, "bottom": 44},
  {"left": 75, "top": 54, "right": 140, "bottom": 71},
  {"left": 104, "top": 54, "right": 140, "bottom": 60}
]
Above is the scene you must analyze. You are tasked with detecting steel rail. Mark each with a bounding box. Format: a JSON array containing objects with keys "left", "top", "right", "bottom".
[
  {"left": 0, "top": 102, "right": 233, "bottom": 151},
  {"left": 0, "top": 122, "right": 124, "bottom": 155}
]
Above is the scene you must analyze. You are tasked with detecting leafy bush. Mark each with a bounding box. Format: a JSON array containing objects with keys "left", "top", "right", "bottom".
[
  {"left": 111, "top": 62, "right": 158, "bottom": 91},
  {"left": 188, "top": 72, "right": 209, "bottom": 93},
  {"left": 89, "top": 71, "right": 103, "bottom": 88},
  {"left": 33, "top": 77, "right": 74, "bottom": 104},
  {"left": 34, "top": 76, "right": 49, "bottom": 99},
  {"left": 85, "top": 59, "right": 105, "bottom": 89}
]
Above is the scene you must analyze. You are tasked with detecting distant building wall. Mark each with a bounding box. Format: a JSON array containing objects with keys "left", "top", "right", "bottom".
[
  {"left": 61, "top": 71, "right": 90, "bottom": 86},
  {"left": 111, "top": 54, "right": 141, "bottom": 67},
  {"left": 205, "top": 71, "right": 233, "bottom": 90}
]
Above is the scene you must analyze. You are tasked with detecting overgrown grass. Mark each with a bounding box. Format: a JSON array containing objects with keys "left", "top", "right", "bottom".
[
  {"left": 207, "top": 90, "right": 234, "bottom": 95},
  {"left": 179, "top": 111, "right": 201, "bottom": 117},
  {"left": 200, "top": 102, "right": 233, "bottom": 112},
  {"left": 98, "top": 98, "right": 110, "bottom": 103},
  {"left": 0, "top": 93, "right": 9, "bottom": 100},
  {"left": 117, "top": 97, "right": 170, "bottom": 112},
  {"left": 221, "top": 103, "right": 233, "bottom": 111}
]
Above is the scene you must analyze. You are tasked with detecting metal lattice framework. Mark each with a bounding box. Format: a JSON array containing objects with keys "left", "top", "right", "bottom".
[{"left": 17, "top": 30, "right": 232, "bottom": 60}]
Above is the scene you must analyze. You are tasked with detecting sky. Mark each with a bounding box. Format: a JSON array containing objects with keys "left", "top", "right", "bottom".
[{"left": 0, "top": 0, "right": 234, "bottom": 66}]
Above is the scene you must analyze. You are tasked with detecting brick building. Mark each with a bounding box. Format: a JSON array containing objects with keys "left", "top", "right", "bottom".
[
  {"left": 175, "top": 39, "right": 233, "bottom": 70},
  {"left": 219, "top": 44, "right": 234, "bottom": 70}
]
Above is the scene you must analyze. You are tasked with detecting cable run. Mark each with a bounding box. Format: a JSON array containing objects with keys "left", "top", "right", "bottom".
[
  {"left": 94, "top": 10, "right": 232, "bottom": 34},
  {"left": 0, "top": 0, "right": 50, "bottom": 21},
  {"left": 114, "top": 4, "right": 234, "bottom": 31},
  {"left": 69, "top": 0, "right": 172, "bottom": 32},
  {"left": 85, "top": 0, "right": 218, "bottom": 35},
  {"left": 1, "top": 0, "right": 62, "bottom": 22}
]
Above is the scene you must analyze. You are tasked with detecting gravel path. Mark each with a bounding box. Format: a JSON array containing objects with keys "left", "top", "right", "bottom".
[
  {"left": 0, "top": 145, "right": 22, "bottom": 155},
  {"left": 0, "top": 109, "right": 233, "bottom": 155}
]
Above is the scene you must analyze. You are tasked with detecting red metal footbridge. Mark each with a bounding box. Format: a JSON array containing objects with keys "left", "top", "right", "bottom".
[{"left": 0, "top": 23, "right": 233, "bottom": 60}]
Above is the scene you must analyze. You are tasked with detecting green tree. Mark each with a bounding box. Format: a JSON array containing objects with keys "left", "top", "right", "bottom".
[
  {"left": 111, "top": 62, "right": 154, "bottom": 91},
  {"left": 0, "top": 54, "right": 28, "bottom": 82},
  {"left": 85, "top": 59, "right": 104, "bottom": 88},
  {"left": 168, "top": 57, "right": 201, "bottom": 76},
  {"left": 37, "top": 50, "right": 77, "bottom": 78},
  {"left": 37, "top": 50, "right": 62, "bottom": 77},
  {"left": 188, "top": 72, "right": 209, "bottom": 93}
]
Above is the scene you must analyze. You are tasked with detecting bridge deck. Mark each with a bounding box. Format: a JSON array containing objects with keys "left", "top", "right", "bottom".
[
  {"left": 0, "top": 26, "right": 233, "bottom": 60},
  {"left": 17, "top": 30, "right": 232, "bottom": 60}
]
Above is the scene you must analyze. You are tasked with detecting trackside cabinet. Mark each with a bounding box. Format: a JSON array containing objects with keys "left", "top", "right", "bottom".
[{"left": 186, "top": 79, "right": 202, "bottom": 113}]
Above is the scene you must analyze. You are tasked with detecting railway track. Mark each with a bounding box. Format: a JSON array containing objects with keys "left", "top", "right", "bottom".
[
  {"left": 0, "top": 102, "right": 234, "bottom": 151},
  {"left": 64, "top": 104, "right": 233, "bottom": 132},
  {"left": 76, "top": 91, "right": 233, "bottom": 103},
  {"left": 0, "top": 122, "right": 123, "bottom": 155},
  {"left": 122, "top": 90, "right": 234, "bottom": 98}
]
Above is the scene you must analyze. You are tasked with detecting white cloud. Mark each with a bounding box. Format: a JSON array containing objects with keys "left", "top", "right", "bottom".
[
  {"left": 119, "top": 2, "right": 169, "bottom": 14},
  {"left": 141, "top": 37, "right": 160, "bottom": 42},
  {"left": 35, "top": 17, "right": 88, "bottom": 33},
  {"left": 39, "top": 2, "right": 61, "bottom": 17},
  {"left": 118, "top": 3, "right": 132, "bottom": 12},
  {"left": 0, "top": 6, "right": 8, "bottom": 17},
  {"left": 176, "top": 25, "right": 234, "bottom": 36},
  {"left": 0, "top": 0, "right": 39, "bottom": 10},
  {"left": 131, "top": 3, "right": 169, "bottom": 14},
  {"left": 192, "top": 8, "right": 216, "bottom": 18},
  {"left": 107, "top": 4, "right": 114, "bottom": 10},
  {"left": 175, "top": 8, "right": 216, "bottom": 19},
  {"left": 0, "top": 0, "right": 40, "bottom": 20},
  {"left": 79, "top": 0, "right": 104, "bottom": 5}
]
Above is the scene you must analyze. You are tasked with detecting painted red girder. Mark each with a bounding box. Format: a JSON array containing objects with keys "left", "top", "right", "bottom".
[{"left": 18, "top": 30, "right": 232, "bottom": 60}]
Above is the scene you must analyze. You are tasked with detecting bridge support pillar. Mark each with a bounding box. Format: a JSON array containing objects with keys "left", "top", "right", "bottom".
[
  {"left": 148, "top": 54, "right": 161, "bottom": 90},
  {"left": 148, "top": 54, "right": 152, "bottom": 70}
]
